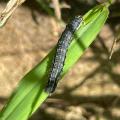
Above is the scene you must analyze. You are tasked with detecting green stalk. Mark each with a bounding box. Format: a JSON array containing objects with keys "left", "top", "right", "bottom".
[{"left": 36, "top": 0, "right": 54, "bottom": 16}]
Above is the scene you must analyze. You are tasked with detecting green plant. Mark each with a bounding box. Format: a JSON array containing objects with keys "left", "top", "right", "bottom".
[
  {"left": 36, "top": 0, "right": 54, "bottom": 16},
  {"left": 0, "top": 2, "right": 110, "bottom": 120}
]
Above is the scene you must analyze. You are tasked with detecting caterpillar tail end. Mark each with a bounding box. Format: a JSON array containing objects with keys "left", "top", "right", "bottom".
[{"left": 45, "top": 81, "right": 57, "bottom": 94}]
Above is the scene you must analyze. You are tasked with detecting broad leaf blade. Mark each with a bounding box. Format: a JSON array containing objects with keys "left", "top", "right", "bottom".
[{"left": 0, "top": 4, "right": 109, "bottom": 120}]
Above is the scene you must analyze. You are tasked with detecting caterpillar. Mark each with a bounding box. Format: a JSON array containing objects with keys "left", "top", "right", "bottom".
[{"left": 45, "top": 16, "right": 83, "bottom": 93}]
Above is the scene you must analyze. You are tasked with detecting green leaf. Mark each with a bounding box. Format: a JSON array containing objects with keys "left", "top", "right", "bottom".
[{"left": 0, "top": 4, "right": 109, "bottom": 120}]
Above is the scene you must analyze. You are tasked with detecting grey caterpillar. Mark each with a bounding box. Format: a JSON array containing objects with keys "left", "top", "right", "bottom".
[{"left": 45, "top": 16, "right": 83, "bottom": 93}]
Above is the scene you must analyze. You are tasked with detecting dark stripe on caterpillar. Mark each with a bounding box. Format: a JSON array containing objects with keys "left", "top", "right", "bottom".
[{"left": 45, "top": 16, "right": 83, "bottom": 93}]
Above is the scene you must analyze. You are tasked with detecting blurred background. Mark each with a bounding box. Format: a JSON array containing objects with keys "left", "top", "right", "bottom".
[{"left": 0, "top": 0, "right": 120, "bottom": 120}]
